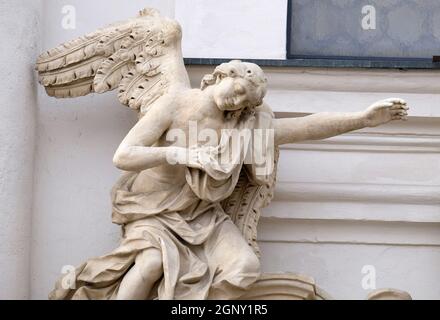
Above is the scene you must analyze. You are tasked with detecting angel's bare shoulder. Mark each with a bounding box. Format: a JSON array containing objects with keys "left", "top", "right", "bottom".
[
  {"left": 133, "top": 93, "right": 179, "bottom": 133},
  {"left": 168, "top": 88, "right": 213, "bottom": 122},
  {"left": 128, "top": 88, "right": 196, "bottom": 139}
]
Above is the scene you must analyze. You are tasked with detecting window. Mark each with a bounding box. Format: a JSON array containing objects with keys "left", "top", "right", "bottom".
[{"left": 287, "top": 0, "right": 440, "bottom": 68}]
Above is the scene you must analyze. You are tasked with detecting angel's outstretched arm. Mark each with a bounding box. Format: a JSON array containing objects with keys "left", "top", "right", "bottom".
[{"left": 274, "top": 98, "right": 408, "bottom": 146}]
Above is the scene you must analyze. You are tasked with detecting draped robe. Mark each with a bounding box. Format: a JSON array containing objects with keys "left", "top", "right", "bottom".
[{"left": 49, "top": 104, "right": 275, "bottom": 300}]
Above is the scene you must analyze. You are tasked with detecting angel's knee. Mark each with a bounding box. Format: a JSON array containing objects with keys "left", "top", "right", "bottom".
[
  {"left": 217, "top": 245, "right": 260, "bottom": 287},
  {"left": 135, "top": 248, "right": 163, "bottom": 282},
  {"left": 237, "top": 246, "right": 260, "bottom": 276},
  {"left": 209, "top": 249, "right": 260, "bottom": 299}
]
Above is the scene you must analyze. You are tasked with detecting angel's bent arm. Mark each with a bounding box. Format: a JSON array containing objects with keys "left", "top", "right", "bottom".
[
  {"left": 112, "top": 99, "right": 177, "bottom": 172},
  {"left": 274, "top": 98, "right": 408, "bottom": 146}
]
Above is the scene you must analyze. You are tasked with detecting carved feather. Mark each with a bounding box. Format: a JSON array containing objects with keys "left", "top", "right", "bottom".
[
  {"left": 128, "top": 77, "right": 165, "bottom": 111},
  {"left": 45, "top": 77, "right": 94, "bottom": 98},
  {"left": 37, "top": 23, "right": 131, "bottom": 72},
  {"left": 37, "top": 33, "right": 100, "bottom": 72},
  {"left": 39, "top": 57, "right": 104, "bottom": 87},
  {"left": 222, "top": 147, "right": 280, "bottom": 257},
  {"left": 93, "top": 53, "right": 134, "bottom": 93},
  {"left": 118, "top": 68, "right": 146, "bottom": 107}
]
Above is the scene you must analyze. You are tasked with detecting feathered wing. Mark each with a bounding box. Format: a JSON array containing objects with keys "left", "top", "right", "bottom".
[
  {"left": 36, "top": 8, "right": 190, "bottom": 114},
  {"left": 221, "top": 147, "right": 280, "bottom": 257}
]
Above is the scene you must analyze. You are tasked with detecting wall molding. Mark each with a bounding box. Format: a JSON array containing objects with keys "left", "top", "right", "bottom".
[
  {"left": 187, "top": 65, "right": 440, "bottom": 94},
  {"left": 258, "top": 218, "right": 440, "bottom": 246},
  {"left": 282, "top": 132, "right": 440, "bottom": 153},
  {"left": 272, "top": 181, "right": 440, "bottom": 206}
]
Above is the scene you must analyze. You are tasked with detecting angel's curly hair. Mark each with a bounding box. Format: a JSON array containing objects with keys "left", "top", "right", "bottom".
[{"left": 201, "top": 60, "right": 268, "bottom": 98}]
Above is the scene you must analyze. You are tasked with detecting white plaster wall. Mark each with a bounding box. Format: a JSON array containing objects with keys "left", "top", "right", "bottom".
[
  {"left": 175, "top": 0, "right": 287, "bottom": 59},
  {"left": 0, "top": 0, "right": 42, "bottom": 299},
  {"left": 260, "top": 243, "right": 440, "bottom": 299}
]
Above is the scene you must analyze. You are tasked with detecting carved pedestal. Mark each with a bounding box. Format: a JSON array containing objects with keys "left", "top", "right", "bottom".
[{"left": 243, "top": 273, "right": 412, "bottom": 300}]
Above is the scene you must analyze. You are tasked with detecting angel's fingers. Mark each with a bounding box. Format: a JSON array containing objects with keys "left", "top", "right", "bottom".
[
  {"left": 373, "top": 102, "right": 393, "bottom": 109},
  {"left": 391, "top": 104, "right": 409, "bottom": 110},
  {"left": 391, "top": 110, "right": 408, "bottom": 116},
  {"left": 385, "top": 98, "right": 407, "bottom": 105},
  {"left": 392, "top": 115, "right": 408, "bottom": 121}
]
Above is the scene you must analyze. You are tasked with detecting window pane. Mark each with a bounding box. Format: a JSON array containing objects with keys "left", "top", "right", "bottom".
[{"left": 289, "top": 0, "right": 440, "bottom": 59}]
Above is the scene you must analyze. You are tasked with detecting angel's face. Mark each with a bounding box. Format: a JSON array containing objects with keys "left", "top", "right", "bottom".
[{"left": 213, "top": 77, "right": 264, "bottom": 111}]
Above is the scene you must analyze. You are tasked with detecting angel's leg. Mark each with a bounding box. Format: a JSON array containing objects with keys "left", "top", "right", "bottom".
[
  {"left": 116, "top": 247, "right": 163, "bottom": 300},
  {"left": 207, "top": 219, "right": 261, "bottom": 299}
]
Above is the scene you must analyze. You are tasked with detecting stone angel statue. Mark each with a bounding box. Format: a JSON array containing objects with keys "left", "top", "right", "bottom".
[{"left": 36, "top": 8, "right": 409, "bottom": 300}]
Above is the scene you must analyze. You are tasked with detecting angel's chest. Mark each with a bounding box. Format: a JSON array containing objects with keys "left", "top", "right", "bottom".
[
  {"left": 170, "top": 113, "right": 234, "bottom": 147},
  {"left": 179, "top": 105, "right": 224, "bottom": 125}
]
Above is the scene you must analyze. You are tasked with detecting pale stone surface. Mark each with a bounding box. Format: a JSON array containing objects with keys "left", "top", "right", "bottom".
[
  {"left": 243, "top": 274, "right": 412, "bottom": 300},
  {"left": 367, "top": 288, "right": 412, "bottom": 300},
  {"left": 241, "top": 273, "right": 324, "bottom": 300},
  {"left": 36, "top": 8, "right": 409, "bottom": 300}
]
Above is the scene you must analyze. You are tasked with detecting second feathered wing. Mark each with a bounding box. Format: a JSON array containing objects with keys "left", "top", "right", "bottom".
[
  {"left": 36, "top": 8, "right": 190, "bottom": 114},
  {"left": 221, "top": 148, "right": 279, "bottom": 257}
]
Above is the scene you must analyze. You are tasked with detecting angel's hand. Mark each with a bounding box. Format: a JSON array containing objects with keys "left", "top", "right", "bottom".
[
  {"left": 166, "top": 146, "right": 203, "bottom": 169},
  {"left": 363, "top": 98, "right": 409, "bottom": 127}
]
